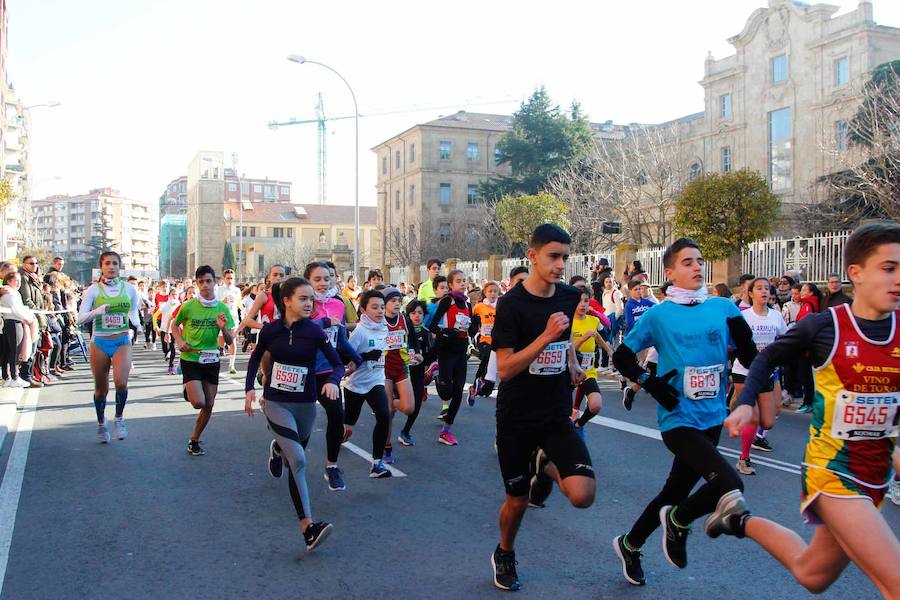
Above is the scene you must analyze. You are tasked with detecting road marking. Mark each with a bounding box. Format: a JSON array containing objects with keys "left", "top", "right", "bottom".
[
  {"left": 0, "top": 388, "right": 24, "bottom": 453},
  {"left": 0, "top": 389, "right": 38, "bottom": 594}
]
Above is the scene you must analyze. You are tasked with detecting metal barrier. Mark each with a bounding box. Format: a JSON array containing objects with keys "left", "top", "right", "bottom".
[
  {"left": 635, "top": 247, "right": 714, "bottom": 287},
  {"left": 741, "top": 231, "right": 851, "bottom": 284}
]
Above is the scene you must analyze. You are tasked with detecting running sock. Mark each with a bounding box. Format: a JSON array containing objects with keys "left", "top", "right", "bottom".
[
  {"left": 576, "top": 407, "right": 597, "bottom": 428},
  {"left": 740, "top": 423, "right": 756, "bottom": 460},
  {"left": 441, "top": 402, "right": 449, "bottom": 411},
  {"left": 441, "top": 426, "right": 450, "bottom": 433},
  {"left": 93, "top": 395, "right": 107, "bottom": 423},
  {"left": 114, "top": 389, "right": 128, "bottom": 418},
  {"left": 229, "top": 356, "right": 236, "bottom": 369},
  {"left": 756, "top": 427, "right": 766, "bottom": 438}
]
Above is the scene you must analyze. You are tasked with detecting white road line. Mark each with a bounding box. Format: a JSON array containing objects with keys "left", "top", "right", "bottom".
[
  {"left": 0, "top": 388, "right": 23, "bottom": 454},
  {"left": 716, "top": 447, "right": 801, "bottom": 475},
  {"left": 0, "top": 389, "right": 38, "bottom": 594}
]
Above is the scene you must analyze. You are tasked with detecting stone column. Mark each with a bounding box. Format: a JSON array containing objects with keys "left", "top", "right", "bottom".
[
  {"left": 710, "top": 253, "right": 743, "bottom": 287},
  {"left": 615, "top": 243, "right": 638, "bottom": 282},
  {"left": 487, "top": 254, "right": 505, "bottom": 281}
]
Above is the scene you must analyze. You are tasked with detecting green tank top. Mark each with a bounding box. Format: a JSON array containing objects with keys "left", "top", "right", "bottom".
[{"left": 94, "top": 280, "right": 131, "bottom": 335}]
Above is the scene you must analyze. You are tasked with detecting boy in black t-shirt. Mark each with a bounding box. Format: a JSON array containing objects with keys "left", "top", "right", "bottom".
[{"left": 490, "top": 224, "right": 595, "bottom": 592}]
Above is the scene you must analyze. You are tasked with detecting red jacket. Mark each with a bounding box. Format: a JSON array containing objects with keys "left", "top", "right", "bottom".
[{"left": 797, "top": 296, "right": 820, "bottom": 321}]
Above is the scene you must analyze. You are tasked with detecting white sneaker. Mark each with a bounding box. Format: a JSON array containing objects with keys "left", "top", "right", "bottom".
[
  {"left": 1, "top": 379, "right": 10, "bottom": 388},
  {"left": 890, "top": 479, "right": 900, "bottom": 507},
  {"left": 98, "top": 423, "right": 111, "bottom": 444},
  {"left": 12, "top": 378, "right": 28, "bottom": 388},
  {"left": 114, "top": 417, "right": 128, "bottom": 440}
]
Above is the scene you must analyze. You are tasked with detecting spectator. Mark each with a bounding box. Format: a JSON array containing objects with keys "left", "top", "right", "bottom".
[
  {"left": 417, "top": 258, "right": 443, "bottom": 303},
  {"left": 18, "top": 256, "right": 46, "bottom": 387},
  {"left": 821, "top": 272, "right": 852, "bottom": 310},
  {"left": 795, "top": 282, "right": 823, "bottom": 414},
  {"left": 592, "top": 258, "right": 612, "bottom": 283},
  {"left": 775, "top": 275, "right": 795, "bottom": 306},
  {"left": 735, "top": 273, "right": 755, "bottom": 309},
  {"left": 713, "top": 283, "right": 732, "bottom": 298},
  {"left": 781, "top": 284, "right": 803, "bottom": 326},
  {"left": 0, "top": 271, "right": 34, "bottom": 387}
]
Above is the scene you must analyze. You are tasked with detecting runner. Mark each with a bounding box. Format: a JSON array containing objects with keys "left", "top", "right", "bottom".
[
  {"left": 76, "top": 251, "right": 142, "bottom": 443},
  {"left": 571, "top": 286, "right": 613, "bottom": 436},
  {"left": 611, "top": 237, "right": 758, "bottom": 587},
  {"left": 380, "top": 287, "right": 418, "bottom": 461},
  {"left": 155, "top": 290, "right": 186, "bottom": 375},
  {"left": 731, "top": 277, "right": 787, "bottom": 476},
  {"left": 719, "top": 222, "right": 900, "bottom": 598},
  {"left": 214, "top": 269, "right": 241, "bottom": 375},
  {"left": 468, "top": 281, "right": 499, "bottom": 403},
  {"left": 150, "top": 281, "right": 170, "bottom": 351},
  {"left": 428, "top": 269, "right": 477, "bottom": 446},
  {"left": 417, "top": 258, "right": 443, "bottom": 303},
  {"left": 324, "top": 261, "right": 358, "bottom": 332},
  {"left": 243, "top": 276, "right": 342, "bottom": 552},
  {"left": 621, "top": 279, "right": 655, "bottom": 410},
  {"left": 238, "top": 264, "right": 287, "bottom": 333},
  {"left": 490, "top": 224, "right": 594, "bottom": 591},
  {"left": 398, "top": 300, "right": 436, "bottom": 446},
  {"left": 172, "top": 266, "right": 235, "bottom": 456},
  {"left": 343, "top": 290, "right": 393, "bottom": 478}
]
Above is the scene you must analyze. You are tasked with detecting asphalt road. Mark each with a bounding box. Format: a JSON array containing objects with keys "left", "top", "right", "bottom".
[{"left": 0, "top": 344, "right": 897, "bottom": 599}]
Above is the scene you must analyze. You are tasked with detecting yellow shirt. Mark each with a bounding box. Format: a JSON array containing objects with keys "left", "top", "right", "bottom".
[{"left": 572, "top": 314, "right": 600, "bottom": 380}]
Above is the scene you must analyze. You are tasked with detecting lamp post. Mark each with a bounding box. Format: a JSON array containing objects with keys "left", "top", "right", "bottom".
[{"left": 286, "top": 55, "right": 360, "bottom": 279}]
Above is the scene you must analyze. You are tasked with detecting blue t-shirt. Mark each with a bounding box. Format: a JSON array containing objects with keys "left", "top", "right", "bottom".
[
  {"left": 623, "top": 297, "right": 742, "bottom": 432},
  {"left": 624, "top": 297, "right": 655, "bottom": 333}
]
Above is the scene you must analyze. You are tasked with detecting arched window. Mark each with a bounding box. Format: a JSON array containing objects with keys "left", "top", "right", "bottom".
[{"left": 688, "top": 161, "right": 703, "bottom": 181}]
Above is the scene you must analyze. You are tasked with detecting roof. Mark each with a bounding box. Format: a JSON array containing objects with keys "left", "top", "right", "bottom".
[
  {"left": 422, "top": 111, "right": 514, "bottom": 132},
  {"left": 225, "top": 202, "right": 375, "bottom": 225}
]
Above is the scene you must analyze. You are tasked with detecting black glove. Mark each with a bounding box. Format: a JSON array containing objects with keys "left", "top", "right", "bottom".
[
  {"left": 642, "top": 369, "right": 680, "bottom": 411},
  {"left": 360, "top": 349, "right": 382, "bottom": 362}
]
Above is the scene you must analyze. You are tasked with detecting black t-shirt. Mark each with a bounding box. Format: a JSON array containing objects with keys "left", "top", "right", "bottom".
[{"left": 492, "top": 282, "right": 581, "bottom": 427}]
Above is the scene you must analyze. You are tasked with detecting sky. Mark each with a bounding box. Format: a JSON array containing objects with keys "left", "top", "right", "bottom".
[{"left": 9, "top": 0, "right": 900, "bottom": 208}]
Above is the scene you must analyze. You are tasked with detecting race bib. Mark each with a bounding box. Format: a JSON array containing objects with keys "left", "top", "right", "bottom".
[
  {"left": 272, "top": 361, "right": 307, "bottom": 393},
  {"left": 325, "top": 326, "right": 338, "bottom": 348},
  {"left": 529, "top": 341, "right": 568, "bottom": 376},
  {"left": 480, "top": 324, "right": 493, "bottom": 338},
  {"left": 102, "top": 313, "right": 126, "bottom": 329},
  {"left": 831, "top": 390, "right": 899, "bottom": 441},
  {"left": 579, "top": 352, "right": 594, "bottom": 370},
  {"left": 385, "top": 331, "right": 406, "bottom": 351},
  {"left": 683, "top": 365, "right": 723, "bottom": 401},
  {"left": 454, "top": 313, "right": 471, "bottom": 332},
  {"left": 372, "top": 353, "right": 386, "bottom": 370},
  {"left": 198, "top": 350, "right": 220, "bottom": 365}
]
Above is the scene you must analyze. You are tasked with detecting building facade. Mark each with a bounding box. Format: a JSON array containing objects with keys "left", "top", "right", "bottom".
[
  {"left": 159, "top": 214, "right": 187, "bottom": 278},
  {"left": 160, "top": 171, "right": 292, "bottom": 219},
  {"left": 2, "top": 86, "right": 29, "bottom": 259},
  {"left": 33, "top": 188, "right": 158, "bottom": 281},
  {"left": 185, "top": 151, "right": 226, "bottom": 276}
]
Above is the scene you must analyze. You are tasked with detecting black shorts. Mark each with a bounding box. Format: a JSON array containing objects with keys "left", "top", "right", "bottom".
[
  {"left": 578, "top": 377, "right": 600, "bottom": 396},
  {"left": 496, "top": 419, "right": 594, "bottom": 497},
  {"left": 732, "top": 372, "right": 775, "bottom": 393},
  {"left": 180, "top": 358, "right": 220, "bottom": 386}
]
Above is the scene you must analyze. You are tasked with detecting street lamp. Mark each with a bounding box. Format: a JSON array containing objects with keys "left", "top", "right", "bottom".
[
  {"left": 286, "top": 55, "right": 360, "bottom": 279},
  {"left": 24, "top": 101, "right": 61, "bottom": 110}
]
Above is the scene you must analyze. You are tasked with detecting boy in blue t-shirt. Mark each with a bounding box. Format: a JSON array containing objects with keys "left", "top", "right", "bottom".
[
  {"left": 610, "top": 239, "right": 759, "bottom": 587},
  {"left": 623, "top": 279, "right": 655, "bottom": 334}
]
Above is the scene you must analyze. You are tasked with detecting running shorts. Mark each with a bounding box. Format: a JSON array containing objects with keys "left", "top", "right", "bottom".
[
  {"left": 384, "top": 356, "right": 410, "bottom": 383},
  {"left": 180, "top": 358, "right": 220, "bottom": 386},
  {"left": 496, "top": 419, "right": 594, "bottom": 497},
  {"left": 800, "top": 464, "right": 887, "bottom": 525},
  {"left": 732, "top": 372, "right": 775, "bottom": 393},
  {"left": 92, "top": 335, "right": 131, "bottom": 359},
  {"left": 578, "top": 377, "right": 600, "bottom": 397}
]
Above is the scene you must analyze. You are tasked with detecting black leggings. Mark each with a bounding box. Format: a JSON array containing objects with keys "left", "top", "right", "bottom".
[
  {"left": 473, "top": 342, "right": 491, "bottom": 382},
  {"left": 317, "top": 382, "right": 344, "bottom": 463},
  {"left": 1, "top": 320, "right": 23, "bottom": 380},
  {"left": 343, "top": 385, "right": 389, "bottom": 460},
  {"left": 167, "top": 339, "right": 176, "bottom": 368},
  {"left": 437, "top": 345, "right": 468, "bottom": 426},
  {"left": 402, "top": 363, "right": 426, "bottom": 436},
  {"left": 626, "top": 425, "right": 743, "bottom": 548}
]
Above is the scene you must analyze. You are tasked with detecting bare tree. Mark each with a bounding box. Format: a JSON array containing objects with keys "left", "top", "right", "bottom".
[{"left": 267, "top": 241, "right": 317, "bottom": 277}]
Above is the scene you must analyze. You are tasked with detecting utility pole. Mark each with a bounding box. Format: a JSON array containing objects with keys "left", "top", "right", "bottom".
[{"left": 232, "top": 152, "right": 243, "bottom": 281}]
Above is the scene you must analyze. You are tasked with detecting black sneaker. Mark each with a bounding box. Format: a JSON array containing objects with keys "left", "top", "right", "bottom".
[
  {"left": 751, "top": 436, "right": 773, "bottom": 452},
  {"left": 187, "top": 440, "right": 205, "bottom": 456},
  {"left": 324, "top": 466, "right": 346, "bottom": 491},
  {"left": 527, "top": 449, "right": 553, "bottom": 508},
  {"left": 613, "top": 535, "right": 646, "bottom": 586},
  {"left": 704, "top": 490, "right": 751, "bottom": 539},
  {"left": 369, "top": 460, "right": 392, "bottom": 478},
  {"left": 623, "top": 388, "right": 636, "bottom": 411},
  {"left": 659, "top": 505, "right": 689, "bottom": 568},
  {"left": 268, "top": 440, "right": 283, "bottom": 478},
  {"left": 303, "top": 521, "right": 333, "bottom": 552},
  {"left": 491, "top": 545, "right": 521, "bottom": 591}
]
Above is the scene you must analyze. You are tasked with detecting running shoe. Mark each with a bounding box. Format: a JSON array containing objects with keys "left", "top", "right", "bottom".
[
  {"left": 342, "top": 426, "right": 353, "bottom": 443},
  {"left": 303, "top": 521, "right": 333, "bottom": 552},
  {"left": 780, "top": 392, "right": 794, "bottom": 408},
  {"left": 623, "top": 388, "right": 636, "bottom": 411},
  {"left": 438, "top": 430, "right": 458, "bottom": 446},
  {"left": 735, "top": 458, "right": 756, "bottom": 476},
  {"left": 268, "top": 440, "right": 283, "bottom": 478},
  {"left": 167, "top": 366, "right": 176, "bottom": 375},
  {"left": 751, "top": 436, "right": 773, "bottom": 452},
  {"left": 398, "top": 432, "right": 415, "bottom": 447},
  {"left": 491, "top": 544, "right": 521, "bottom": 591},
  {"left": 369, "top": 460, "right": 392, "bottom": 478},
  {"left": 97, "top": 422, "right": 110, "bottom": 444},
  {"left": 187, "top": 440, "right": 205, "bottom": 456},
  {"left": 528, "top": 449, "right": 553, "bottom": 508},
  {"left": 467, "top": 383, "right": 477, "bottom": 407},
  {"left": 114, "top": 417, "right": 127, "bottom": 440},
  {"left": 324, "top": 466, "right": 346, "bottom": 491},
  {"left": 383, "top": 447, "right": 397, "bottom": 464},
  {"left": 228, "top": 367, "right": 238, "bottom": 375},
  {"left": 659, "top": 506, "right": 689, "bottom": 568},
  {"left": 11, "top": 378, "right": 28, "bottom": 388},
  {"left": 889, "top": 479, "right": 900, "bottom": 507},
  {"left": 796, "top": 404, "right": 813, "bottom": 414},
  {"left": 704, "top": 489, "right": 751, "bottom": 538},
  {"left": 613, "top": 535, "right": 646, "bottom": 586}
]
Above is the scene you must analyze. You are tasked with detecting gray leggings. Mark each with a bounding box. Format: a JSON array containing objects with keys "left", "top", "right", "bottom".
[{"left": 262, "top": 400, "right": 317, "bottom": 521}]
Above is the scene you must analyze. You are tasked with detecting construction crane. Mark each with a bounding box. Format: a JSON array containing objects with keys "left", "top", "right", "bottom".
[{"left": 268, "top": 97, "right": 516, "bottom": 205}]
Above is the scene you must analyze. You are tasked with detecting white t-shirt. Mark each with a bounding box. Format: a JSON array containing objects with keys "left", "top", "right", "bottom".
[
  {"left": 215, "top": 284, "right": 241, "bottom": 322},
  {"left": 343, "top": 321, "right": 387, "bottom": 395},
  {"left": 733, "top": 308, "right": 787, "bottom": 376}
]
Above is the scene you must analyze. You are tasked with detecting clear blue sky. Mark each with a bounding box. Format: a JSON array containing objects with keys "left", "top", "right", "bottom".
[{"left": 9, "top": 0, "right": 900, "bottom": 207}]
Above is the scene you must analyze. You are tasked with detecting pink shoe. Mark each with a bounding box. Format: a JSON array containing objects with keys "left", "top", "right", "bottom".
[
  {"left": 438, "top": 430, "right": 458, "bottom": 446},
  {"left": 167, "top": 367, "right": 176, "bottom": 375}
]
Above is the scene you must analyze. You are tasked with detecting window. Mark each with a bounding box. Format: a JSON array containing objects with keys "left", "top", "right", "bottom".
[
  {"left": 394, "top": 190, "right": 400, "bottom": 210},
  {"left": 768, "top": 107, "right": 792, "bottom": 190},
  {"left": 273, "top": 227, "right": 286, "bottom": 238},
  {"left": 720, "top": 94, "right": 732, "bottom": 118},
  {"left": 409, "top": 184, "right": 415, "bottom": 206},
  {"left": 721, "top": 146, "right": 732, "bottom": 173},
  {"left": 439, "top": 183, "right": 451, "bottom": 205},
  {"left": 253, "top": 184, "right": 262, "bottom": 193},
  {"left": 438, "top": 223, "right": 451, "bottom": 243},
  {"left": 688, "top": 162, "right": 702, "bottom": 181},
  {"left": 382, "top": 156, "right": 388, "bottom": 175},
  {"left": 771, "top": 54, "right": 788, "bottom": 83},
  {"left": 410, "top": 143, "right": 416, "bottom": 163},
  {"left": 258, "top": 255, "right": 265, "bottom": 274},
  {"left": 251, "top": 227, "right": 257, "bottom": 237},
  {"left": 287, "top": 227, "right": 293, "bottom": 238},
  {"left": 280, "top": 186, "right": 290, "bottom": 195},
  {"left": 835, "top": 120, "right": 849, "bottom": 151},
  {"left": 241, "top": 182, "right": 249, "bottom": 195},
  {"left": 439, "top": 141, "right": 451, "bottom": 160},
  {"left": 409, "top": 224, "right": 416, "bottom": 244},
  {"left": 467, "top": 143, "right": 479, "bottom": 161},
  {"left": 467, "top": 184, "right": 478, "bottom": 206},
  {"left": 264, "top": 185, "right": 277, "bottom": 199},
  {"left": 395, "top": 150, "right": 401, "bottom": 169},
  {"left": 227, "top": 183, "right": 238, "bottom": 192},
  {"left": 834, "top": 57, "right": 849, "bottom": 87},
  {"left": 494, "top": 146, "right": 502, "bottom": 165},
  {"left": 465, "top": 225, "right": 478, "bottom": 247}
]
